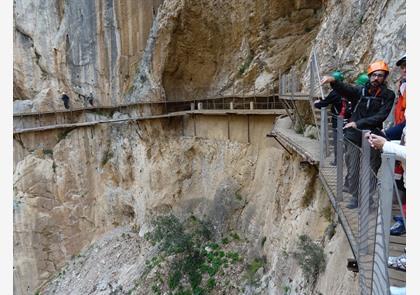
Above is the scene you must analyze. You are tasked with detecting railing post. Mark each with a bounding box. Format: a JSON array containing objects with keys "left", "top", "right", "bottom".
[
  {"left": 320, "top": 107, "right": 327, "bottom": 167},
  {"left": 290, "top": 72, "right": 294, "bottom": 100},
  {"left": 324, "top": 113, "right": 329, "bottom": 157},
  {"left": 292, "top": 69, "right": 297, "bottom": 94},
  {"left": 281, "top": 74, "right": 285, "bottom": 96},
  {"left": 380, "top": 153, "right": 395, "bottom": 262},
  {"left": 310, "top": 59, "right": 315, "bottom": 99},
  {"left": 359, "top": 130, "right": 371, "bottom": 252},
  {"left": 358, "top": 130, "right": 371, "bottom": 295},
  {"left": 371, "top": 153, "right": 395, "bottom": 295},
  {"left": 336, "top": 117, "right": 344, "bottom": 201},
  {"left": 309, "top": 58, "right": 320, "bottom": 139}
]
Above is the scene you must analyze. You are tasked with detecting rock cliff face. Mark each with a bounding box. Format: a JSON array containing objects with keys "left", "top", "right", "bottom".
[
  {"left": 303, "top": 0, "right": 406, "bottom": 91},
  {"left": 129, "top": 0, "right": 323, "bottom": 101},
  {"left": 15, "top": 119, "right": 357, "bottom": 295},
  {"left": 13, "top": 0, "right": 405, "bottom": 294},
  {"left": 14, "top": 0, "right": 163, "bottom": 112}
]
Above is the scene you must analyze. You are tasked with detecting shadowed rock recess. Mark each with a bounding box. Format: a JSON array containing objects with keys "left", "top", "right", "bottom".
[{"left": 13, "top": 0, "right": 405, "bottom": 294}]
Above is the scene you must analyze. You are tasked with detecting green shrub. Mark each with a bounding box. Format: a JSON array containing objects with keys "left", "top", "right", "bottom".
[
  {"left": 244, "top": 257, "right": 265, "bottom": 284},
  {"left": 238, "top": 53, "right": 254, "bottom": 76},
  {"left": 144, "top": 214, "right": 239, "bottom": 294},
  {"left": 43, "top": 149, "right": 53, "bottom": 155},
  {"left": 293, "top": 235, "right": 326, "bottom": 284},
  {"left": 207, "top": 278, "right": 216, "bottom": 290},
  {"left": 56, "top": 128, "right": 74, "bottom": 142},
  {"left": 230, "top": 232, "right": 240, "bottom": 241},
  {"left": 226, "top": 251, "right": 240, "bottom": 263},
  {"left": 101, "top": 149, "right": 113, "bottom": 166},
  {"left": 321, "top": 204, "right": 334, "bottom": 222},
  {"left": 261, "top": 236, "right": 267, "bottom": 247},
  {"left": 169, "top": 269, "right": 182, "bottom": 290},
  {"left": 151, "top": 283, "right": 160, "bottom": 294},
  {"left": 301, "top": 170, "right": 317, "bottom": 208}
]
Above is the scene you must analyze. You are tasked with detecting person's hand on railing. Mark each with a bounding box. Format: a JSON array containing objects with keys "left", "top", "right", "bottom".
[
  {"left": 321, "top": 75, "right": 335, "bottom": 85},
  {"left": 368, "top": 133, "right": 387, "bottom": 150},
  {"left": 344, "top": 121, "right": 357, "bottom": 129}
]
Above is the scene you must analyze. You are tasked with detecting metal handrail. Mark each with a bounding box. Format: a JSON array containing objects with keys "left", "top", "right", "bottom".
[{"left": 319, "top": 114, "right": 405, "bottom": 294}]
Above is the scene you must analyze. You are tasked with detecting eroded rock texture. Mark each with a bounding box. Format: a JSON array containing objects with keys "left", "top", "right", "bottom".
[
  {"left": 13, "top": 0, "right": 405, "bottom": 294},
  {"left": 14, "top": 0, "right": 163, "bottom": 112}
]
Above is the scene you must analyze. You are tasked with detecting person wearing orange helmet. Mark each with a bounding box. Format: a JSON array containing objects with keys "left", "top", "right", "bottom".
[{"left": 321, "top": 60, "right": 395, "bottom": 209}]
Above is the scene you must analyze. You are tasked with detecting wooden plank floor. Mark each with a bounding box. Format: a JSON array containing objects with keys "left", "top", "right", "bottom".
[
  {"left": 269, "top": 126, "right": 320, "bottom": 165},
  {"left": 268, "top": 125, "right": 406, "bottom": 289}
]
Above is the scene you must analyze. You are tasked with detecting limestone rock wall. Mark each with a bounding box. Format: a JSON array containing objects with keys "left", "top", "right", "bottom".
[
  {"left": 303, "top": 0, "right": 406, "bottom": 92},
  {"left": 13, "top": 0, "right": 163, "bottom": 112},
  {"left": 13, "top": 0, "right": 406, "bottom": 107},
  {"left": 13, "top": 0, "right": 405, "bottom": 294},
  {"left": 14, "top": 118, "right": 357, "bottom": 294},
  {"left": 129, "top": 0, "right": 323, "bottom": 101}
]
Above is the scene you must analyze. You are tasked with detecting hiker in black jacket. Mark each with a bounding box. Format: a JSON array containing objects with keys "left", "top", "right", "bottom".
[
  {"left": 314, "top": 71, "right": 351, "bottom": 166},
  {"left": 321, "top": 61, "right": 395, "bottom": 209},
  {"left": 60, "top": 92, "right": 70, "bottom": 109}
]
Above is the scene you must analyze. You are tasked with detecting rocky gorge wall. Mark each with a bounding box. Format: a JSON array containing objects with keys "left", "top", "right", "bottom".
[
  {"left": 13, "top": 0, "right": 406, "bottom": 108},
  {"left": 13, "top": 0, "right": 405, "bottom": 293},
  {"left": 14, "top": 116, "right": 357, "bottom": 294},
  {"left": 14, "top": 0, "right": 163, "bottom": 112}
]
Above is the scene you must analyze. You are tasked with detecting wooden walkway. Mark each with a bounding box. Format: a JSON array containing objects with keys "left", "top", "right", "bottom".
[
  {"left": 268, "top": 127, "right": 320, "bottom": 165},
  {"left": 13, "top": 109, "right": 287, "bottom": 134},
  {"left": 267, "top": 123, "right": 405, "bottom": 288},
  {"left": 13, "top": 89, "right": 301, "bottom": 135},
  {"left": 13, "top": 94, "right": 288, "bottom": 117}
]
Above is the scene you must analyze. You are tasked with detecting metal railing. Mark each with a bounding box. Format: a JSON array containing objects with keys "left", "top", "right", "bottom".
[
  {"left": 319, "top": 112, "right": 406, "bottom": 295},
  {"left": 13, "top": 93, "right": 286, "bottom": 134}
]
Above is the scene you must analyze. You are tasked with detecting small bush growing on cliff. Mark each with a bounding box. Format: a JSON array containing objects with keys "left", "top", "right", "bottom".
[
  {"left": 293, "top": 234, "right": 326, "bottom": 285},
  {"left": 143, "top": 214, "right": 242, "bottom": 294},
  {"left": 56, "top": 128, "right": 74, "bottom": 142},
  {"left": 238, "top": 52, "right": 254, "bottom": 76},
  {"left": 321, "top": 204, "right": 334, "bottom": 223},
  {"left": 43, "top": 149, "right": 53, "bottom": 156},
  {"left": 244, "top": 257, "right": 266, "bottom": 284},
  {"left": 101, "top": 149, "right": 114, "bottom": 166},
  {"left": 300, "top": 168, "right": 317, "bottom": 208}
]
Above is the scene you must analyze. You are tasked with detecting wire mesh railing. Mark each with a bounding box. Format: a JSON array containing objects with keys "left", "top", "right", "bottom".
[
  {"left": 319, "top": 112, "right": 406, "bottom": 295},
  {"left": 13, "top": 90, "right": 286, "bottom": 133}
]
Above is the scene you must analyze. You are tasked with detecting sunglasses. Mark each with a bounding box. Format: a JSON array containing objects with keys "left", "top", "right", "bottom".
[{"left": 371, "top": 73, "right": 385, "bottom": 78}]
